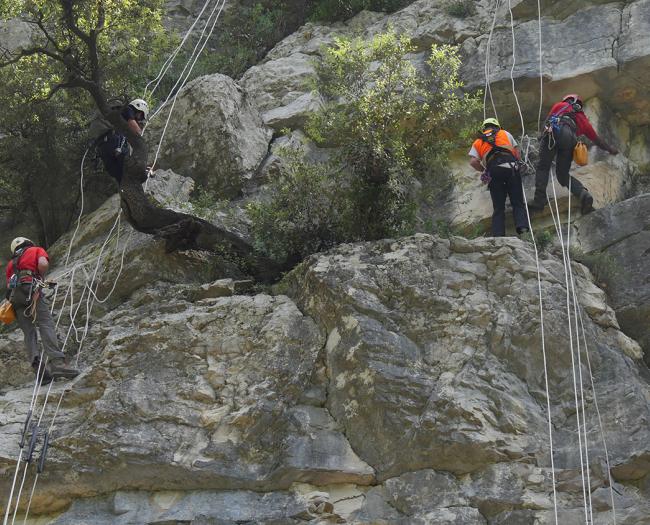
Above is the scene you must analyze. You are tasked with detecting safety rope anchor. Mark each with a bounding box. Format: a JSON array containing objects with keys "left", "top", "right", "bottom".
[
  {"left": 37, "top": 430, "right": 50, "bottom": 474},
  {"left": 24, "top": 424, "right": 40, "bottom": 464},
  {"left": 19, "top": 409, "right": 33, "bottom": 449}
]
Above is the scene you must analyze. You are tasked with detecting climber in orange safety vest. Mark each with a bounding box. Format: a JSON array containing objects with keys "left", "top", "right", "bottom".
[{"left": 469, "top": 118, "right": 530, "bottom": 237}]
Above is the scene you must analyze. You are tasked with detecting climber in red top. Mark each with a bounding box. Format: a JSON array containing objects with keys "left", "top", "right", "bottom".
[
  {"left": 528, "top": 94, "right": 618, "bottom": 215},
  {"left": 5, "top": 237, "right": 79, "bottom": 384}
]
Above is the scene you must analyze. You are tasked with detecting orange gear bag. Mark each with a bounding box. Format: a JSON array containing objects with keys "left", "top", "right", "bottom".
[
  {"left": 573, "top": 140, "right": 588, "bottom": 167},
  {"left": 0, "top": 299, "right": 16, "bottom": 325}
]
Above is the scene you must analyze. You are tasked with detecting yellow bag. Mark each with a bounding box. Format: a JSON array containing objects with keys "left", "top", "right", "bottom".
[
  {"left": 573, "top": 141, "right": 589, "bottom": 166},
  {"left": 0, "top": 299, "right": 16, "bottom": 325}
]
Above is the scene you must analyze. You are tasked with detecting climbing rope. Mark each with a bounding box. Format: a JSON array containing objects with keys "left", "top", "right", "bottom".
[
  {"left": 484, "top": 0, "right": 502, "bottom": 121},
  {"left": 143, "top": 0, "right": 216, "bottom": 99},
  {"left": 548, "top": 173, "right": 592, "bottom": 525},
  {"left": 536, "top": 0, "right": 544, "bottom": 131},
  {"left": 520, "top": 184, "right": 559, "bottom": 524},
  {"left": 494, "top": 0, "right": 560, "bottom": 521},
  {"left": 545, "top": 179, "right": 617, "bottom": 524},
  {"left": 6, "top": 2, "right": 231, "bottom": 521}
]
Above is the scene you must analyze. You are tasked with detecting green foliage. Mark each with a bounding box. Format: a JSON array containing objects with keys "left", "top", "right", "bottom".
[
  {"left": 306, "top": 29, "right": 480, "bottom": 239},
  {"left": 426, "top": 219, "right": 485, "bottom": 239},
  {"left": 248, "top": 147, "right": 353, "bottom": 262},
  {"left": 151, "top": 1, "right": 295, "bottom": 83},
  {"left": 251, "top": 30, "right": 481, "bottom": 263},
  {"left": 571, "top": 248, "right": 618, "bottom": 287},
  {"left": 444, "top": 0, "right": 476, "bottom": 18},
  {"left": 309, "top": 0, "right": 412, "bottom": 22},
  {"left": 0, "top": 0, "right": 173, "bottom": 245},
  {"left": 521, "top": 228, "right": 554, "bottom": 251}
]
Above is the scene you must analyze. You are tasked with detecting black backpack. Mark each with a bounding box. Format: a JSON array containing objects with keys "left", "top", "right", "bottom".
[{"left": 480, "top": 128, "right": 517, "bottom": 167}]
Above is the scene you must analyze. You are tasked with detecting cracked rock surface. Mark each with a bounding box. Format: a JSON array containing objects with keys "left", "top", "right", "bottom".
[{"left": 2, "top": 231, "right": 650, "bottom": 523}]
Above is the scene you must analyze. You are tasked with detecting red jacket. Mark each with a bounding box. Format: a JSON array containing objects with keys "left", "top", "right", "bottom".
[{"left": 548, "top": 101, "right": 599, "bottom": 142}]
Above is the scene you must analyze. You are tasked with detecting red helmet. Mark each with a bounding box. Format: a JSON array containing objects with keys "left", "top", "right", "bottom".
[{"left": 562, "top": 93, "right": 583, "bottom": 106}]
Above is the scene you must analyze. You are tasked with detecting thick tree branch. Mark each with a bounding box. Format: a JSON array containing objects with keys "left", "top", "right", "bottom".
[
  {"left": 28, "top": 11, "right": 64, "bottom": 54},
  {"left": 0, "top": 45, "right": 66, "bottom": 67},
  {"left": 60, "top": 0, "right": 92, "bottom": 46}
]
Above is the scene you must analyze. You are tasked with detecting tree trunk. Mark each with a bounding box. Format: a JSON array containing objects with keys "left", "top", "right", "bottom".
[{"left": 104, "top": 110, "right": 279, "bottom": 281}]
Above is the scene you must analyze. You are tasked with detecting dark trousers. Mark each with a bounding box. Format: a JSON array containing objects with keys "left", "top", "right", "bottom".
[
  {"left": 97, "top": 134, "right": 126, "bottom": 184},
  {"left": 534, "top": 124, "right": 585, "bottom": 203},
  {"left": 488, "top": 165, "right": 529, "bottom": 237}
]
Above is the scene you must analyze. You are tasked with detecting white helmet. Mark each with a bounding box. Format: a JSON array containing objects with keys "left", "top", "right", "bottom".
[
  {"left": 11, "top": 237, "right": 33, "bottom": 255},
  {"left": 129, "top": 98, "right": 149, "bottom": 120}
]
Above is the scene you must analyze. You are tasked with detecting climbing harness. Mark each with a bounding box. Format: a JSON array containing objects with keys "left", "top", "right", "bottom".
[
  {"left": 3, "top": 2, "right": 231, "bottom": 523},
  {"left": 487, "top": 0, "right": 619, "bottom": 522}
]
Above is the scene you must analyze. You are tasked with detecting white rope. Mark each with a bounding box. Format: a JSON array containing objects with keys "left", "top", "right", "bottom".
[
  {"left": 565, "top": 181, "right": 595, "bottom": 523},
  {"left": 484, "top": 0, "right": 502, "bottom": 121},
  {"left": 2, "top": 450, "right": 23, "bottom": 525},
  {"left": 507, "top": 0, "right": 526, "bottom": 142},
  {"left": 576, "top": 304, "right": 617, "bottom": 524},
  {"left": 536, "top": 0, "right": 544, "bottom": 131},
  {"left": 64, "top": 148, "right": 89, "bottom": 267},
  {"left": 521, "top": 186, "right": 559, "bottom": 524},
  {"left": 143, "top": 0, "right": 216, "bottom": 99},
  {"left": 549, "top": 175, "right": 591, "bottom": 524},
  {"left": 147, "top": 0, "right": 226, "bottom": 125},
  {"left": 14, "top": 3, "right": 231, "bottom": 519},
  {"left": 545, "top": 181, "right": 616, "bottom": 524}
]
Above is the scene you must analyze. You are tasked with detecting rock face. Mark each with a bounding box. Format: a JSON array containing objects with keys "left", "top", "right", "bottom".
[
  {"left": 240, "top": 53, "right": 323, "bottom": 131},
  {"left": 2, "top": 1, "right": 650, "bottom": 523},
  {"left": 575, "top": 193, "right": 650, "bottom": 363},
  {"left": 147, "top": 74, "right": 273, "bottom": 198},
  {"left": 2, "top": 231, "right": 649, "bottom": 523}
]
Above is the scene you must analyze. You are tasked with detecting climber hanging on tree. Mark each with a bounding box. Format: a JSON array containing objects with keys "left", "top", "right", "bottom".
[
  {"left": 89, "top": 98, "right": 149, "bottom": 184},
  {"left": 469, "top": 118, "right": 530, "bottom": 237},
  {"left": 528, "top": 94, "right": 619, "bottom": 215},
  {"left": 5, "top": 238, "right": 80, "bottom": 384}
]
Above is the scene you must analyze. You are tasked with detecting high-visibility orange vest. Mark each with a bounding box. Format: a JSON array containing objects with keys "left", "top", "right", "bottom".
[{"left": 471, "top": 129, "right": 518, "bottom": 164}]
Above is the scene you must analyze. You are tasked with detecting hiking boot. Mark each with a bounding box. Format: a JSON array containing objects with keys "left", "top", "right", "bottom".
[
  {"left": 31, "top": 357, "right": 53, "bottom": 386},
  {"left": 580, "top": 189, "right": 594, "bottom": 215},
  {"left": 48, "top": 358, "right": 80, "bottom": 380}
]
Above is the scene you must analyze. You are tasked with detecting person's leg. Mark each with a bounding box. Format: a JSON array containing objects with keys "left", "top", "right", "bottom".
[
  {"left": 489, "top": 169, "right": 508, "bottom": 236},
  {"left": 554, "top": 125, "right": 585, "bottom": 197},
  {"left": 15, "top": 304, "right": 39, "bottom": 365},
  {"left": 34, "top": 296, "right": 79, "bottom": 379},
  {"left": 532, "top": 134, "right": 555, "bottom": 208},
  {"left": 34, "top": 297, "right": 65, "bottom": 361},
  {"left": 507, "top": 170, "right": 530, "bottom": 233},
  {"left": 99, "top": 140, "right": 123, "bottom": 183}
]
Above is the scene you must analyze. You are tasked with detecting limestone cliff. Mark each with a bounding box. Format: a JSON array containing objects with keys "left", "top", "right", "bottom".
[{"left": 2, "top": 1, "right": 650, "bottom": 524}]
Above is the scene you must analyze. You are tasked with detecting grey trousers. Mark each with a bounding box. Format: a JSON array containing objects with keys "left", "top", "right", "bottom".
[{"left": 15, "top": 295, "right": 65, "bottom": 364}]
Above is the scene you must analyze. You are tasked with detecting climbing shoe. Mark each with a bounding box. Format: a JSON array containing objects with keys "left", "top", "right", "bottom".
[
  {"left": 31, "top": 357, "right": 53, "bottom": 386},
  {"left": 579, "top": 190, "right": 594, "bottom": 215},
  {"left": 48, "top": 358, "right": 80, "bottom": 380}
]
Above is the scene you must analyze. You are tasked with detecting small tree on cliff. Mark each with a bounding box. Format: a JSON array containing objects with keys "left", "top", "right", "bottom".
[
  {"left": 0, "top": 0, "right": 274, "bottom": 278},
  {"left": 250, "top": 30, "right": 481, "bottom": 262}
]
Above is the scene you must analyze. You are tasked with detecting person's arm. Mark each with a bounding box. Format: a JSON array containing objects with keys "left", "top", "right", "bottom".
[
  {"left": 469, "top": 157, "right": 484, "bottom": 172},
  {"left": 576, "top": 113, "right": 618, "bottom": 154},
  {"left": 126, "top": 118, "right": 143, "bottom": 137},
  {"left": 37, "top": 256, "right": 49, "bottom": 277}
]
